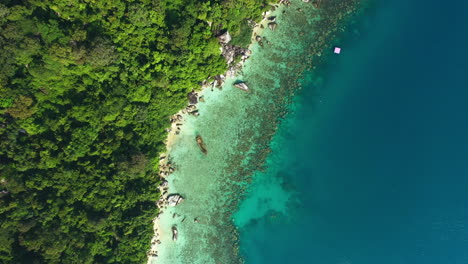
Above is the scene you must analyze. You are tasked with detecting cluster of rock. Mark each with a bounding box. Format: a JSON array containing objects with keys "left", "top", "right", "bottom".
[
  {"left": 156, "top": 159, "right": 185, "bottom": 209},
  {"left": 253, "top": 14, "right": 276, "bottom": 48},
  {"left": 188, "top": 91, "right": 198, "bottom": 104},
  {"left": 158, "top": 156, "right": 175, "bottom": 178},
  {"left": 148, "top": 155, "right": 186, "bottom": 258},
  {"left": 279, "top": 0, "right": 292, "bottom": 6},
  {"left": 217, "top": 31, "right": 252, "bottom": 77},
  {"left": 167, "top": 114, "right": 183, "bottom": 135},
  {"left": 184, "top": 104, "right": 199, "bottom": 116},
  {"left": 194, "top": 29, "right": 255, "bottom": 93},
  {"left": 221, "top": 43, "right": 252, "bottom": 66},
  {"left": 183, "top": 91, "right": 201, "bottom": 116},
  {"left": 213, "top": 75, "right": 225, "bottom": 88},
  {"left": 147, "top": 248, "right": 158, "bottom": 258},
  {"left": 166, "top": 92, "right": 201, "bottom": 136},
  {"left": 201, "top": 74, "right": 224, "bottom": 90},
  {"left": 156, "top": 158, "right": 187, "bottom": 206}
]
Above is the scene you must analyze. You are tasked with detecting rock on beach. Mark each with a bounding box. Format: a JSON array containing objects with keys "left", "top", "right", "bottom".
[{"left": 167, "top": 194, "right": 184, "bottom": 207}]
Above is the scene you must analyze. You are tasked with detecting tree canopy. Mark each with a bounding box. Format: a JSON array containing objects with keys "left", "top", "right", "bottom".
[{"left": 0, "top": 0, "right": 268, "bottom": 263}]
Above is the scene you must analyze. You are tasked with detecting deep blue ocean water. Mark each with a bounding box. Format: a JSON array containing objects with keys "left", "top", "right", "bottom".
[{"left": 235, "top": 1, "right": 468, "bottom": 263}]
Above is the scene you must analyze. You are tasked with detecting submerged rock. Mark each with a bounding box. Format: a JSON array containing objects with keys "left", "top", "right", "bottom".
[
  {"left": 189, "top": 110, "right": 199, "bottom": 116},
  {"left": 167, "top": 194, "right": 184, "bottom": 206},
  {"left": 234, "top": 82, "right": 249, "bottom": 92},
  {"left": 268, "top": 22, "right": 277, "bottom": 31},
  {"left": 312, "top": 0, "right": 322, "bottom": 8},
  {"left": 172, "top": 226, "right": 178, "bottom": 241}
]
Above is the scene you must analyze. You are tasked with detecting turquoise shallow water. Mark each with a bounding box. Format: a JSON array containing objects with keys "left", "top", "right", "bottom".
[
  {"left": 235, "top": 0, "right": 468, "bottom": 263},
  {"left": 152, "top": 1, "right": 360, "bottom": 263}
]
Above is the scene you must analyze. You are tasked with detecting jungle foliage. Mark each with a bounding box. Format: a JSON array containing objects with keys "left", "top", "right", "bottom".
[{"left": 0, "top": 0, "right": 268, "bottom": 263}]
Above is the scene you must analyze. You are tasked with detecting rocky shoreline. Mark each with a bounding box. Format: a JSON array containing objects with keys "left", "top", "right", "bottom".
[
  {"left": 146, "top": 0, "right": 319, "bottom": 261},
  {"left": 145, "top": 25, "right": 257, "bottom": 262}
]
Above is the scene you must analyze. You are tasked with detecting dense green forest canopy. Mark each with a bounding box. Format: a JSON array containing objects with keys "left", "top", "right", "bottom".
[{"left": 0, "top": 0, "right": 268, "bottom": 263}]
